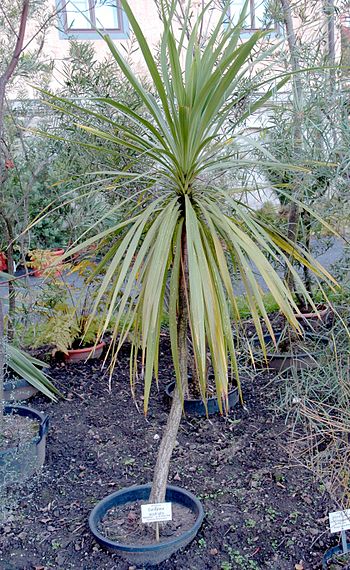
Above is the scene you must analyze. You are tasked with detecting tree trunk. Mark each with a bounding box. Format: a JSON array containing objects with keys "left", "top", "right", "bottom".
[
  {"left": 0, "top": 215, "right": 15, "bottom": 340},
  {"left": 0, "top": 0, "right": 30, "bottom": 225},
  {"left": 149, "top": 227, "right": 188, "bottom": 505},
  {"left": 0, "top": 299, "right": 4, "bottom": 428},
  {"left": 280, "top": 0, "right": 304, "bottom": 291},
  {"left": 302, "top": 210, "right": 312, "bottom": 296}
]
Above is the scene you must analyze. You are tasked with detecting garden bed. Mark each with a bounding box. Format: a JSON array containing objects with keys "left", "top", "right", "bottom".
[{"left": 0, "top": 337, "right": 340, "bottom": 569}]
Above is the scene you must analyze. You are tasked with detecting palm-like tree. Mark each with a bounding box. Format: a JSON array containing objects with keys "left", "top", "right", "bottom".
[{"left": 40, "top": 0, "right": 334, "bottom": 506}]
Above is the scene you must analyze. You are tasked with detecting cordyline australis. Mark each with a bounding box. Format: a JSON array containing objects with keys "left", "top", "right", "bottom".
[{"left": 34, "top": 0, "right": 336, "bottom": 507}]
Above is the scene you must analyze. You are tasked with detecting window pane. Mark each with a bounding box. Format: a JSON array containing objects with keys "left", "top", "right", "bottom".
[
  {"left": 254, "top": 0, "right": 266, "bottom": 27},
  {"left": 66, "top": 0, "right": 92, "bottom": 29},
  {"left": 93, "top": 0, "right": 120, "bottom": 29},
  {"left": 230, "top": 0, "right": 249, "bottom": 28}
]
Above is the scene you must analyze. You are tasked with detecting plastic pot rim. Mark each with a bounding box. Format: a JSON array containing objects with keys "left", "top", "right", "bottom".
[
  {"left": 66, "top": 341, "right": 105, "bottom": 356},
  {"left": 252, "top": 331, "right": 329, "bottom": 360},
  {"left": 295, "top": 304, "right": 330, "bottom": 319},
  {"left": 322, "top": 544, "right": 350, "bottom": 568},
  {"left": 165, "top": 380, "right": 238, "bottom": 403},
  {"left": 4, "top": 377, "right": 36, "bottom": 391}
]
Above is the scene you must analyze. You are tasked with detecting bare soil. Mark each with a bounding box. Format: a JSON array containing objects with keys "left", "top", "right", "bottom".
[
  {"left": 0, "top": 415, "right": 39, "bottom": 450},
  {"left": 100, "top": 500, "right": 196, "bottom": 545},
  {"left": 0, "top": 336, "right": 343, "bottom": 569}
]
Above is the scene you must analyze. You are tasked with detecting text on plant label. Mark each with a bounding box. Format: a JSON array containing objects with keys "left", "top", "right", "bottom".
[
  {"left": 329, "top": 510, "right": 350, "bottom": 533},
  {"left": 141, "top": 502, "right": 172, "bottom": 524}
]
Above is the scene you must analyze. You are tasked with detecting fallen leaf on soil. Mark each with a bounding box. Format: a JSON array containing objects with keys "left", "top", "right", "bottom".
[
  {"left": 127, "top": 511, "right": 137, "bottom": 523},
  {"left": 173, "top": 473, "right": 181, "bottom": 481},
  {"left": 295, "top": 563, "right": 304, "bottom": 570},
  {"left": 210, "top": 548, "right": 218, "bottom": 555}
]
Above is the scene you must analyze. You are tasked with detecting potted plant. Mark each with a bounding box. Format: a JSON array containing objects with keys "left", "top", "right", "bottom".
[
  {"left": 165, "top": 346, "right": 240, "bottom": 416},
  {"left": 0, "top": 287, "right": 61, "bottom": 486},
  {"left": 32, "top": 258, "right": 105, "bottom": 361},
  {"left": 4, "top": 345, "right": 55, "bottom": 402},
  {"left": 0, "top": 270, "right": 62, "bottom": 402},
  {"left": 40, "top": 1, "right": 335, "bottom": 564},
  {"left": 294, "top": 301, "right": 334, "bottom": 331},
  {"left": 247, "top": 328, "right": 330, "bottom": 373}
]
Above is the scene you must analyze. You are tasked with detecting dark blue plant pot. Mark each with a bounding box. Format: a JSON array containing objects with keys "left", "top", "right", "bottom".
[
  {"left": 165, "top": 381, "right": 239, "bottom": 416},
  {"left": 89, "top": 484, "right": 204, "bottom": 566},
  {"left": 0, "top": 405, "right": 49, "bottom": 486},
  {"left": 4, "top": 377, "right": 38, "bottom": 402},
  {"left": 322, "top": 544, "right": 350, "bottom": 568}
]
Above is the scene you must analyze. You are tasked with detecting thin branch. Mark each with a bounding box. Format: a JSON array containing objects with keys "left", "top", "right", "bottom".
[
  {"left": 0, "top": 0, "right": 30, "bottom": 87},
  {"left": 0, "top": 2, "right": 18, "bottom": 38}
]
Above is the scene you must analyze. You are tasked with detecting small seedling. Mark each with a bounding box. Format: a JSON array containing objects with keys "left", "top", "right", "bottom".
[
  {"left": 265, "top": 506, "right": 278, "bottom": 521},
  {"left": 289, "top": 511, "right": 299, "bottom": 524},
  {"left": 226, "top": 548, "right": 260, "bottom": 570},
  {"left": 245, "top": 518, "right": 257, "bottom": 529},
  {"left": 123, "top": 458, "right": 135, "bottom": 466}
]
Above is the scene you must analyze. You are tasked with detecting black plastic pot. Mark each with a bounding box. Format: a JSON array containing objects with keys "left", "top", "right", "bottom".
[
  {"left": 4, "top": 377, "right": 38, "bottom": 402},
  {"left": 89, "top": 484, "right": 204, "bottom": 566},
  {"left": 0, "top": 405, "right": 49, "bottom": 486},
  {"left": 165, "top": 381, "right": 239, "bottom": 416},
  {"left": 322, "top": 544, "right": 350, "bottom": 568},
  {"left": 251, "top": 332, "right": 329, "bottom": 373}
]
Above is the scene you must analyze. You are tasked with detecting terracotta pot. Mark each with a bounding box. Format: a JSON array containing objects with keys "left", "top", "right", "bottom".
[
  {"left": 64, "top": 341, "right": 105, "bottom": 363},
  {"left": 294, "top": 304, "right": 333, "bottom": 331}
]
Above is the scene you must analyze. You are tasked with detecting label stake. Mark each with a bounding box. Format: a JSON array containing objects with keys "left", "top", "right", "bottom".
[{"left": 341, "top": 530, "right": 348, "bottom": 554}]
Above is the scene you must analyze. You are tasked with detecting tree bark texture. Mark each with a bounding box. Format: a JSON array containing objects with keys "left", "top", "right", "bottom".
[
  {"left": 0, "top": 214, "right": 15, "bottom": 339},
  {"left": 0, "top": 299, "right": 4, "bottom": 427},
  {"left": 280, "top": 0, "right": 303, "bottom": 290},
  {"left": 302, "top": 210, "right": 312, "bottom": 296},
  {"left": 0, "top": 0, "right": 29, "bottom": 146},
  {"left": 149, "top": 226, "right": 189, "bottom": 505}
]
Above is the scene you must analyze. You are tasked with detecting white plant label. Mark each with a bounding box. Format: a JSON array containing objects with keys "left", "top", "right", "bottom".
[
  {"left": 329, "top": 509, "right": 350, "bottom": 533},
  {"left": 141, "top": 502, "right": 172, "bottom": 524}
]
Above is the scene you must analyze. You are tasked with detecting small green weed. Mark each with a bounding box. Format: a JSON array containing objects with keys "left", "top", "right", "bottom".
[
  {"left": 265, "top": 506, "right": 278, "bottom": 521},
  {"left": 225, "top": 547, "right": 260, "bottom": 570}
]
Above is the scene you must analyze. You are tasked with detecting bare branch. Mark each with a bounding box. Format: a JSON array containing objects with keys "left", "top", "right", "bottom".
[{"left": 0, "top": 0, "right": 30, "bottom": 87}]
